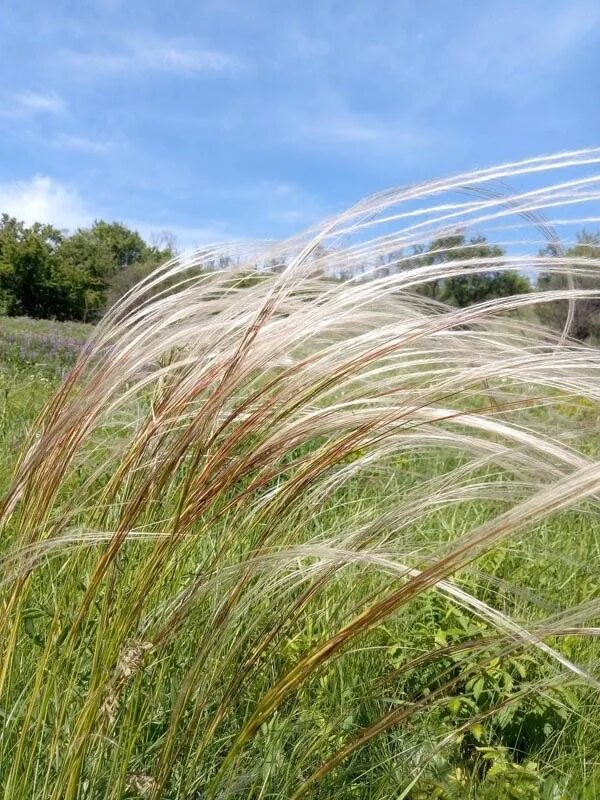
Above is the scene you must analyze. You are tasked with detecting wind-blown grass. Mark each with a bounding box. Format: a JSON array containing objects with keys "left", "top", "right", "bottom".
[{"left": 2, "top": 150, "right": 600, "bottom": 798}]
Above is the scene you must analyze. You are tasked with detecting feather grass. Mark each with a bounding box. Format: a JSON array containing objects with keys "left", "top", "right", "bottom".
[{"left": 3, "top": 150, "right": 600, "bottom": 797}]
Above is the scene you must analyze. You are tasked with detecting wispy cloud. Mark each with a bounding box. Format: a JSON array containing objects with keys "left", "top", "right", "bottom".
[
  {"left": 0, "top": 175, "right": 92, "bottom": 229},
  {"left": 281, "top": 97, "right": 431, "bottom": 155},
  {"left": 300, "top": 116, "right": 385, "bottom": 146},
  {"left": 61, "top": 34, "right": 242, "bottom": 77},
  {"left": 0, "top": 0, "right": 597, "bottom": 244},
  {"left": 446, "top": 1, "right": 600, "bottom": 94},
  {"left": 210, "top": 179, "right": 323, "bottom": 228},
  {"left": 2, "top": 90, "right": 65, "bottom": 118},
  {"left": 53, "top": 133, "right": 117, "bottom": 154},
  {"left": 0, "top": 174, "right": 232, "bottom": 250},
  {"left": 135, "top": 221, "right": 235, "bottom": 252}
]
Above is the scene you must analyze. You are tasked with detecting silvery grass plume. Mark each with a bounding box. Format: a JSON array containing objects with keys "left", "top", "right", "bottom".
[{"left": 2, "top": 150, "right": 600, "bottom": 798}]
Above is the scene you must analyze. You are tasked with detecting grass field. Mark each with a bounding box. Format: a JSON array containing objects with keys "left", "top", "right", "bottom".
[
  {"left": 3, "top": 155, "right": 600, "bottom": 799},
  {"left": 0, "top": 310, "right": 599, "bottom": 800},
  {"left": 0, "top": 317, "right": 92, "bottom": 494}
]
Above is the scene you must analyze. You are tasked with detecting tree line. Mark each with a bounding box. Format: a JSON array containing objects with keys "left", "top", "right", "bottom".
[
  {"left": 1, "top": 212, "right": 599, "bottom": 341},
  {"left": 0, "top": 214, "right": 173, "bottom": 321},
  {"left": 343, "top": 230, "right": 600, "bottom": 341}
]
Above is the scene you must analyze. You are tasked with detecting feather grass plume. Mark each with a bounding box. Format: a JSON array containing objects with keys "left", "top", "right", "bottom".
[{"left": 3, "top": 150, "right": 600, "bottom": 797}]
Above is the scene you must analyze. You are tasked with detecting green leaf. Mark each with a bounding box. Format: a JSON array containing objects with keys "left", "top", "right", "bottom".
[
  {"left": 470, "top": 722, "right": 485, "bottom": 741},
  {"left": 447, "top": 698, "right": 462, "bottom": 715},
  {"left": 472, "top": 677, "right": 485, "bottom": 701}
]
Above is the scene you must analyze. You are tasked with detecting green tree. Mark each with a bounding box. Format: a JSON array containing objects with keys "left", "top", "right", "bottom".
[
  {"left": 409, "top": 233, "right": 529, "bottom": 307},
  {"left": 0, "top": 214, "right": 64, "bottom": 318},
  {"left": 55, "top": 221, "right": 172, "bottom": 319},
  {"left": 537, "top": 231, "right": 600, "bottom": 342},
  {"left": 0, "top": 215, "right": 174, "bottom": 321},
  {"left": 67, "top": 221, "right": 155, "bottom": 274},
  {"left": 102, "top": 228, "right": 174, "bottom": 309}
]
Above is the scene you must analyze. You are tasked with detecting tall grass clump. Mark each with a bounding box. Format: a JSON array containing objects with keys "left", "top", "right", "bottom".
[{"left": 3, "top": 150, "right": 600, "bottom": 798}]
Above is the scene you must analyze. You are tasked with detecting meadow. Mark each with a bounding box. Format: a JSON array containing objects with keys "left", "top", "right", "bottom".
[
  {"left": 2, "top": 153, "right": 600, "bottom": 799},
  {"left": 0, "top": 317, "right": 92, "bottom": 492}
]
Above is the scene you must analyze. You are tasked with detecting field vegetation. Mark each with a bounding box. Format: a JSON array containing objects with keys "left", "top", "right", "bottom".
[{"left": 2, "top": 152, "right": 600, "bottom": 799}]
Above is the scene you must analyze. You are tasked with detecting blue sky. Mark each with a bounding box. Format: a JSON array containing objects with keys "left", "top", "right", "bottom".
[{"left": 0, "top": 0, "right": 599, "bottom": 250}]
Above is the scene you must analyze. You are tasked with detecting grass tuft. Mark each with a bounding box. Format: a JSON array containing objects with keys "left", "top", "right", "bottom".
[{"left": 3, "top": 151, "right": 600, "bottom": 798}]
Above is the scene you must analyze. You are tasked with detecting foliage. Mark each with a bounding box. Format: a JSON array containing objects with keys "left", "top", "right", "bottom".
[
  {"left": 2, "top": 153, "right": 600, "bottom": 799},
  {"left": 0, "top": 214, "right": 64, "bottom": 318},
  {"left": 388, "top": 599, "right": 575, "bottom": 797},
  {"left": 0, "top": 211, "right": 535, "bottom": 323},
  {"left": 537, "top": 231, "right": 600, "bottom": 342},
  {"left": 0, "top": 215, "right": 173, "bottom": 321},
  {"left": 408, "top": 233, "right": 530, "bottom": 307}
]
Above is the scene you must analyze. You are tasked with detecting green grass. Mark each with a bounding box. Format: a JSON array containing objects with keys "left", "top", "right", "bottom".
[
  {"left": 0, "top": 317, "right": 92, "bottom": 493},
  {"left": 0, "top": 314, "right": 599, "bottom": 800},
  {"left": 3, "top": 152, "right": 600, "bottom": 799}
]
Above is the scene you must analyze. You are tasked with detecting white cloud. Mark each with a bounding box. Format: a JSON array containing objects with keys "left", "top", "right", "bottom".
[
  {"left": 285, "top": 102, "right": 430, "bottom": 154},
  {"left": 214, "top": 179, "right": 301, "bottom": 203},
  {"left": 0, "top": 175, "right": 233, "bottom": 249},
  {"left": 444, "top": 2, "right": 600, "bottom": 97},
  {"left": 53, "top": 133, "right": 116, "bottom": 154},
  {"left": 134, "top": 221, "right": 236, "bottom": 253},
  {"left": 297, "top": 115, "right": 389, "bottom": 146},
  {"left": 0, "top": 176, "right": 92, "bottom": 229},
  {"left": 2, "top": 90, "right": 64, "bottom": 118},
  {"left": 209, "top": 179, "right": 323, "bottom": 229},
  {"left": 62, "top": 34, "right": 242, "bottom": 77}
]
